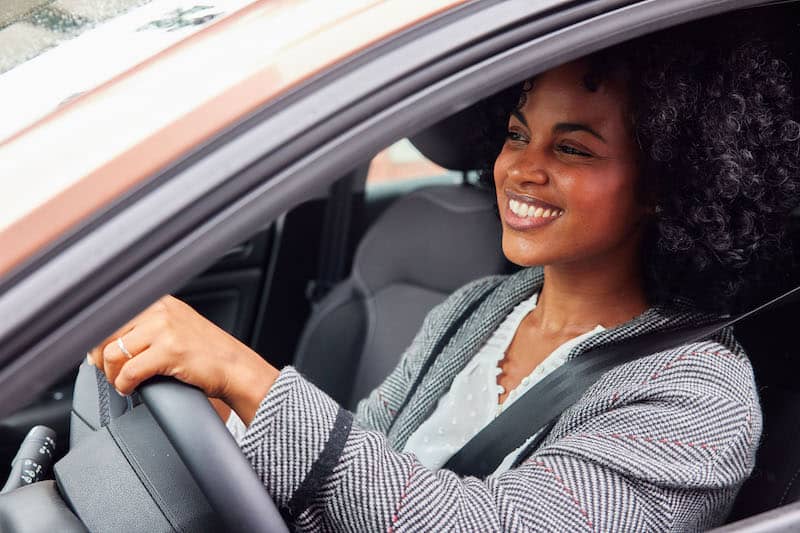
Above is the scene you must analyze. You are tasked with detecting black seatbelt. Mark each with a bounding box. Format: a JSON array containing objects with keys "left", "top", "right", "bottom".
[
  {"left": 306, "top": 165, "right": 367, "bottom": 303},
  {"left": 443, "top": 284, "right": 800, "bottom": 478}
]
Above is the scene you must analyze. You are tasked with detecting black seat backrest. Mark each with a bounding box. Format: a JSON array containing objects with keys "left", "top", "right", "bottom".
[
  {"left": 293, "top": 184, "right": 508, "bottom": 409},
  {"left": 726, "top": 299, "right": 800, "bottom": 522}
]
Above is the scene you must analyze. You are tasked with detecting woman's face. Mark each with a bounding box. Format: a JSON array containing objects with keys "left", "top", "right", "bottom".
[{"left": 494, "top": 60, "right": 647, "bottom": 270}]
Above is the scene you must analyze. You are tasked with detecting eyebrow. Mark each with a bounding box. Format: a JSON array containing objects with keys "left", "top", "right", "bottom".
[
  {"left": 511, "top": 109, "right": 528, "bottom": 127},
  {"left": 553, "top": 122, "right": 606, "bottom": 143},
  {"left": 511, "top": 111, "right": 607, "bottom": 144}
]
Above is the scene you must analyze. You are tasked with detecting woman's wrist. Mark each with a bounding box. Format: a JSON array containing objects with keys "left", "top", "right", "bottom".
[{"left": 223, "top": 347, "right": 280, "bottom": 426}]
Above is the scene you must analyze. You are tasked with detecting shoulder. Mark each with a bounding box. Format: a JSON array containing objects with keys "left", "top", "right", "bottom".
[
  {"left": 592, "top": 339, "right": 757, "bottom": 406},
  {"left": 575, "top": 339, "right": 761, "bottom": 464},
  {"left": 426, "top": 267, "right": 542, "bottom": 324},
  {"left": 583, "top": 297, "right": 753, "bottom": 405},
  {"left": 546, "top": 340, "right": 761, "bottom": 488}
]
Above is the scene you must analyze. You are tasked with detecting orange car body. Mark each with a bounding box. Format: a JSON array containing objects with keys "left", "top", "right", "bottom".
[{"left": 0, "top": 0, "right": 467, "bottom": 277}]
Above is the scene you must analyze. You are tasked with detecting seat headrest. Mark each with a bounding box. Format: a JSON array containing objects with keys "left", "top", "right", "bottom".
[
  {"left": 409, "top": 87, "right": 516, "bottom": 172},
  {"left": 353, "top": 185, "right": 506, "bottom": 294},
  {"left": 408, "top": 105, "right": 486, "bottom": 172}
]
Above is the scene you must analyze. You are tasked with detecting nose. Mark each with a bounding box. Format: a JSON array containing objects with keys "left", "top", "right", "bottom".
[{"left": 506, "top": 150, "right": 549, "bottom": 186}]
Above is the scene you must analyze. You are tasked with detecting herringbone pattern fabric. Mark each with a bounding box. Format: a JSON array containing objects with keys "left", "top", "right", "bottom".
[{"left": 240, "top": 267, "right": 761, "bottom": 532}]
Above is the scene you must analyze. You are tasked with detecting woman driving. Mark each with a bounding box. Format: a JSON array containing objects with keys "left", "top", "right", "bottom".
[{"left": 88, "top": 24, "right": 800, "bottom": 531}]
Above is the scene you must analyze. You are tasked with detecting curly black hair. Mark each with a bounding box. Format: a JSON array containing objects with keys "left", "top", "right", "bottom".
[{"left": 477, "top": 20, "right": 800, "bottom": 314}]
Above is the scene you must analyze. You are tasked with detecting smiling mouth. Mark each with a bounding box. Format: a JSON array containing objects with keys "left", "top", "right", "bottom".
[
  {"left": 502, "top": 191, "right": 564, "bottom": 231},
  {"left": 505, "top": 188, "right": 564, "bottom": 218},
  {"left": 508, "top": 198, "right": 564, "bottom": 219}
]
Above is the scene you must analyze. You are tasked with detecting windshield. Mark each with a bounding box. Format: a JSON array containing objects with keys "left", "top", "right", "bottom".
[{"left": 0, "top": 0, "right": 257, "bottom": 143}]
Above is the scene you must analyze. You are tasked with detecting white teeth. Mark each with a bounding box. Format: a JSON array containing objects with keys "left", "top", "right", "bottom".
[{"left": 508, "top": 198, "right": 563, "bottom": 219}]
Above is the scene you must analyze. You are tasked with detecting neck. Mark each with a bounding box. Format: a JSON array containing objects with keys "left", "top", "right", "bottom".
[{"left": 531, "top": 249, "right": 649, "bottom": 336}]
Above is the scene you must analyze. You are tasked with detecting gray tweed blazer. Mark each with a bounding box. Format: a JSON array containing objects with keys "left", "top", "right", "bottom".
[{"left": 240, "top": 267, "right": 761, "bottom": 532}]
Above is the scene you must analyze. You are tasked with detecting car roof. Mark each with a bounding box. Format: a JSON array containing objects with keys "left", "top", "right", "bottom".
[{"left": 0, "top": 0, "right": 468, "bottom": 278}]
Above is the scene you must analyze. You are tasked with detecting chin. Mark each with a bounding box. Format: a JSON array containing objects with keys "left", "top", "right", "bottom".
[{"left": 501, "top": 234, "right": 551, "bottom": 268}]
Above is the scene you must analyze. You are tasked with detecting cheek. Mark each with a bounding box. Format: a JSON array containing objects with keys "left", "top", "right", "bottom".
[
  {"left": 572, "top": 165, "right": 636, "bottom": 207},
  {"left": 568, "top": 175, "right": 644, "bottom": 238}
]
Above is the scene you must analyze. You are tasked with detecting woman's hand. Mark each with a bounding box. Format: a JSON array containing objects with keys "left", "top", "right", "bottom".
[{"left": 87, "top": 295, "right": 278, "bottom": 425}]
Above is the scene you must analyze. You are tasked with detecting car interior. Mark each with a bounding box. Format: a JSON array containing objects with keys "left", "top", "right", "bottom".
[{"left": 3, "top": 3, "right": 800, "bottom": 532}]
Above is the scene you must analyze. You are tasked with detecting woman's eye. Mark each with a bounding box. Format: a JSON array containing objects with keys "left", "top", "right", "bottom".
[
  {"left": 506, "top": 130, "right": 528, "bottom": 143},
  {"left": 556, "top": 144, "right": 592, "bottom": 157}
]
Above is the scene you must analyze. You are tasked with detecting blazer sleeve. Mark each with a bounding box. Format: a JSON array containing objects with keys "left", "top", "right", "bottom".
[{"left": 239, "top": 340, "right": 761, "bottom": 532}]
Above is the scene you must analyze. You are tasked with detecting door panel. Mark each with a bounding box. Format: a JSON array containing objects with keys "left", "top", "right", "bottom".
[
  {"left": 175, "top": 226, "right": 273, "bottom": 343},
  {"left": 177, "top": 269, "right": 262, "bottom": 342}
]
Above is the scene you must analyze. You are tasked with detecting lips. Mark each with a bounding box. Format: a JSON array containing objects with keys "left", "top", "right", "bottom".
[{"left": 502, "top": 190, "right": 563, "bottom": 230}]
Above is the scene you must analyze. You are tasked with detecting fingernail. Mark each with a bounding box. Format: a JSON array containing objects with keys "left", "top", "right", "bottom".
[
  {"left": 115, "top": 388, "right": 129, "bottom": 398},
  {"left": 86, "top": 353, "right": 94, "bottom": 367}
]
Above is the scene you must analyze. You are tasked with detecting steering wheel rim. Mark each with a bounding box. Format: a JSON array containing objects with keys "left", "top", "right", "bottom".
[{"left": 139, "top": 377, "right": 288, "bottom": 533}]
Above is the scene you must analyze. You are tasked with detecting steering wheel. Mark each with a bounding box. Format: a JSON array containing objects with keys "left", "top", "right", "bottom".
[{"left": 138, "top": 377, "right": 289, "bottom": 533}]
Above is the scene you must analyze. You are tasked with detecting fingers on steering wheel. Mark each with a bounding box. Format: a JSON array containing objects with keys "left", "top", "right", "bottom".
[
  {"left": 86, "top": 298, "right": 167, "bottom": 370},
  {"left": 101, "top": 328, "right": 152, "bottom": 386},
  {"left": 113, "top": 347, "right": 171, "bottom": 396},
  {"left": 88, "top": 323, "right": 135, "bottom": 372}
]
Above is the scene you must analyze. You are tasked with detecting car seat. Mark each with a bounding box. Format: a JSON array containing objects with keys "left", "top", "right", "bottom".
[{"left": 293, "top": 183, "right": 508, "bottom": 409}]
